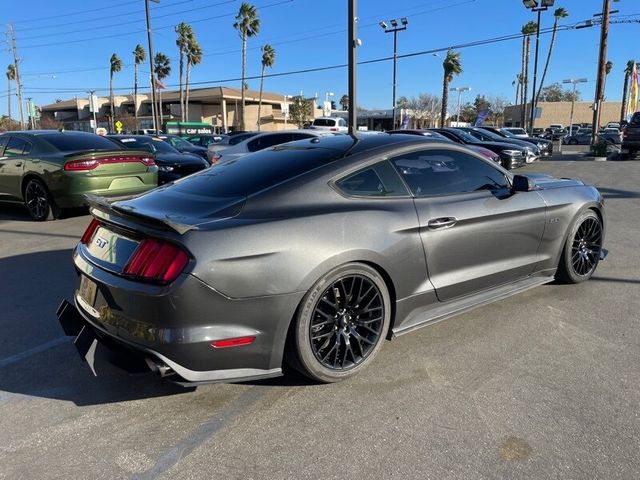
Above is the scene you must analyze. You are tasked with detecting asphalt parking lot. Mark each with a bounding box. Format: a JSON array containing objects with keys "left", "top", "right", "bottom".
[{"left": 1, "top": 154, "right": 639, "bottom": 480}]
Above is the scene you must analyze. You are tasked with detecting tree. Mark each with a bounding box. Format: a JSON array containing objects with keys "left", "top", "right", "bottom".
[
  {"left": 440, "top": 50, "right": 462, "bottom": 127},
  {"left": 133, "top": 44, "right": 146, "bottom": 131},
  {"left": 536, "top": 8, "right": 568, "bottom": 107},
  {"left": 153, "top": 52, "right": 171, "bottom": 125},
  {"left": 621, "top": 60, "right": 636, "bottom": 122},
  {"left": 487, "top": 96, "right": 510, "bottom": 126},
  {"left": 257, "top": 44, "right": 275, "bottom": 131},
  {"left": 339, "top": 94, "right": 349, "bottom": 111},
  {"left": 405, "top": 93, "right": 440, "bottom": 128},
  {"left": 175, "top": 22, "right": 193, "bottom": 120},
  {"left": 0, "top": 114, "right": 21, "bottom": 132},
  {"left": 185, "top": 38, "right": 202, "bottom": 122},
  {"left": 538, "top": 82, "right": 580, "bottom": 102},
  {"left": 288, "top": 95, "right": 313, "bottom": 127},
  {"left": 109, "top": 53, "right": 122, "bottom": 133},
  {"left": 6, "top": 65, "right": 15, "bottom": 122},
  {"left": 520, "top": 21, "right": 538, "bottom": 128},
  {"left": 234, "top": 2, "right": 260, "bottom": 131}
]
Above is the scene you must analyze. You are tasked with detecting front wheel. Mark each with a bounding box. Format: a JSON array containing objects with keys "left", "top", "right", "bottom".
[
  {"left": 287, "top": 263, "right": 391, "bottom": 383},
  {"left": 555, "top": 210, "right": 603, "bottom": 283},
  {"left": 24, "top": 178, "right": 59, "bottom": 221}
]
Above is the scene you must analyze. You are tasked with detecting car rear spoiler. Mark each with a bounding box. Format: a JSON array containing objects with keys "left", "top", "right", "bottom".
[{"left": 84, "top": 194, "right": 194, "bottom": 235}]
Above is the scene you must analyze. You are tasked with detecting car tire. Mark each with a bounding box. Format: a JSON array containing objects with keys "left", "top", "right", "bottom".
[
  {"left": 287, "top": 262, "right": 391, "bottom": 383},
  {"left": 23, "top": 178, "right": 60, "bottom": 221},
  {"left": 555, "top": 210, "right": 603, "bottom": 284}
]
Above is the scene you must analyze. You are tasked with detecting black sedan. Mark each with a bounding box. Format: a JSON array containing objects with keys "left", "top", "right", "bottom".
[
  {"left": 431, "top": 128, "right": 527, "bottom": 170},
  {"left": 186, "top": 134, "right": 227, "bottom": 148},
  {"left": 456, "top": 127, "right": 540, "bottom": 162},
  {"left": 157, "top": 134, "right": 209, "bottom": 161},
  {"left": 58, "top": 134, "right": 606, "bottom": 384},
  {"left": 109, "top": 135, "right": 209, "bottom": 185},
  {"left": 480, "top": 126, "right": 553, "bottom": 157}
]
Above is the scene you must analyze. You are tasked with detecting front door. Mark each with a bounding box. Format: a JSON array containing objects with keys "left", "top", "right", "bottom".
[
  {"left": 0, "top": 136, "right": 30, "bottom": 202},
  {"left": 390, "top": 147, "right": 547, "bottom": 302}
]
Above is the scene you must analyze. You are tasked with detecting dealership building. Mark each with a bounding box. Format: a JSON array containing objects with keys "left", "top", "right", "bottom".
[
  {"left": 504, "top": 101, "right": 623, "bottom": 129},
  {"left": 40, "top": 86, "right": 306, "bottom": 132}
]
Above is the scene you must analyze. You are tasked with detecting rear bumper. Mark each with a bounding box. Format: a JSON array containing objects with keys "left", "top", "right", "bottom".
[{"left": 62, "top": 246, "right": 303, "bottom": 383}]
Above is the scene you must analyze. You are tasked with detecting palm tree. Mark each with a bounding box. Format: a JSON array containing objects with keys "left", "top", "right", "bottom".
[
  {"left": 175, "top": 22, "right": 193, "bottom": 121},
  {"left": 621, "top": 60, "right": 636, "bottom": 122},
  {"left": 153, "top": 52, "right": 171, "bottom": 126},
  {"left": 6, "top": 64, "right": 15, "bottom": 121},
  {"left": 440, "top": 50, "right": 462, "bottom": 127},
  {"left": 133, "top": 44, "right": 146, "bottom": 131},
  {"left": 512, "top": 74, "right": 523, "bottom": 107},
  {"left": 234, "top": 2, "right": 260, "bottom": 131},
  {"left": 520, "top": 21, "right": 537, "bottom": 128},
  {"left": 535, "top": 8, "right": 568, "bottom": 108},
  {"left": 109, "top": 53, "right": 122, "bottom": 133},
  {"left": 185, "top": 38, "right": 203, "bottom": 121},
  {"left": 257, "top": 44, "right": 275, "bottom": 131}
]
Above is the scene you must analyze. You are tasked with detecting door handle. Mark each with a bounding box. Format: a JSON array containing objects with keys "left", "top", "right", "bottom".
[
  {"left": 14, "top": 162, "right": 22, "bottom": 167},
  {"left": 427, "top": 217, "right": 457, "bottom": 229}
]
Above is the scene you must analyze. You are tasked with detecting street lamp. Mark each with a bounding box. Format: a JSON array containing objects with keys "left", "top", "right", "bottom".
[
  {"left": 379, "top": 16, "right": 408, "bottom": 129},
  {"left": 450, "top": 86, "right": 471, "bottom": 125},
  {"left": 522, "top": 0, "right": 555, "bottom": 135},
  {"left": 562, "top": 78, "right": 588, "bottom": 134}
]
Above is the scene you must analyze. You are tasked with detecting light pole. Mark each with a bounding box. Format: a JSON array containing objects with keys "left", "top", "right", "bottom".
[
  {"left": 145, "top": 0, "right": 160, "bottom": 132},
  {"left": 379, "top": 17, "right": 408, "bottom": 129},
  {"left": 450, "top": 86, "right": 471, "bottom": 126},
  {"left": 324, "top": 91, "right": 334, "bottom": 116},
  {"left": 522, "top": 0, "right": 555, "bottom": 135},
  {"left": 562, "top": 78, "right": 588, "bottom": 134},
  {"left": 88, "top": 90, "right": 99, "bottom": 133}
]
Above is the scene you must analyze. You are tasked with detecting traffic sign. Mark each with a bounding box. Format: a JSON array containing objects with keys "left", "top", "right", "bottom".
[{"left": 115, "top": 120, "right": 123, "bottom": 133}]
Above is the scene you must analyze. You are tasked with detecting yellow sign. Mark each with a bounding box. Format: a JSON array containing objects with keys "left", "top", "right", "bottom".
[{"left": 115, "top": 120, "right": 123, "bottom": 133}]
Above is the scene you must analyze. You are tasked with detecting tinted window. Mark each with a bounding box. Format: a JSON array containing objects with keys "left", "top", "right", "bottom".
[
  {"left": 4, "top": 137, "right": 28, "bottom": 157},
  {"left": 168, "top": 145, "right": 339, "bottom": 197},
  {"left": 40, "top": 133, "right": 123, "bottom": 152},
  {"left": 228, "top": 133, "right": 257, "bottom": 145},
  {"left": 117, "top": 136, "right": 177, "bottom": 154},
  {"left": 247, "top": 133, "right": 292, "bottom": 152},
  {"left": 336, "top": 161, "right": 408, "bottom": 197},
  {"left": 313, "top": 119, "right": 336, "bottom": 127},
  {"left": 0, "top": 136, "right": 9, "bottom": 154},
  {"left": 391, "top": 149, "right": 509, "bottom": 197}
]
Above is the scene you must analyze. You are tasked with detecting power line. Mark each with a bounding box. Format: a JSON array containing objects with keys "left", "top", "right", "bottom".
[
  {"left": 19, "top": 0, "right": 292, "bottom": 49},
  {"left": 10, "top": 0, "right": 138, "bottom": 25}
]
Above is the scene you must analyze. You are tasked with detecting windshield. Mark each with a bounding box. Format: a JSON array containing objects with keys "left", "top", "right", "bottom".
[
  {"left": 471, "top": 129, "right": 504, "bottom": 142},
  {"left": 166, "top": 135, "right": 192, "bottom": 148},
  {"left": 116, "top": 136, "right": 178, "bottom": 154},
  {"left": 449, "top": 129, "right": 480, "bottom": 143},
  {"left": 500, "top": 130, "right": 516, "bottom": 138}
]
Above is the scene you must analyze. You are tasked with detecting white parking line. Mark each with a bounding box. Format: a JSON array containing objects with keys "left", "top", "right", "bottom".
[{"left": 0, "top": 337, "right": 71, "bottom": 369}]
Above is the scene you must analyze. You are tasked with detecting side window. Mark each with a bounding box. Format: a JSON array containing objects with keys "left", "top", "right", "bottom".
[
  {"left": 290, "top": 133, "right": 314, "bottom": 141},
  {"left": 4, "top": 137, "right": 28, "bottom": 157},
  {"left": 0, "top": 136, "right": 8, "bottom": 155},
  {"left": 248, "top": 134, "right": 291, "bottom": 152},
  {"left": 339, "top": 118, "right": 347, "bottom": 127},
  {"left": 336, "top": 161, "right": 409, "bottom": 197},
  {"left": 391, "top": 149, "right": 509, "bottom": 197}
]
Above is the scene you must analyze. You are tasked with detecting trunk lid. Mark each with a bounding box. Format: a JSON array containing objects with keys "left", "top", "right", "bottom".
[{"left": 64, "top": 149, "right": 155, "bottom": 175}]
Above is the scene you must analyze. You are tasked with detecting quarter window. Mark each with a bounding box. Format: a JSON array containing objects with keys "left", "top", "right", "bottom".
[
  {"left": 4, "top": 137, "right": 28, "bottom": 157},
  {"left": 391, "top": 149, "right": 509, "bottom": 197},
  {"left": 336, "top": 161, "right": 409, "bottom": 197}
]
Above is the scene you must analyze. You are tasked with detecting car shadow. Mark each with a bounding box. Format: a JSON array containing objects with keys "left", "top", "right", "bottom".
[
  {"left": 596, "top": 187, "right": 640, "bottom": 199},
  {"left": 0, "top": 203, "right": 89, "bottom": 222},
  {"left": 0, "top": 249, "right": 193, "bottom": 406}
]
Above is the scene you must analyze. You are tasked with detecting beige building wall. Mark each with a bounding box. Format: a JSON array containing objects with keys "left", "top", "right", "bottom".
[{"left": 504, "top": 101, "right": 623, "bottom": 128}]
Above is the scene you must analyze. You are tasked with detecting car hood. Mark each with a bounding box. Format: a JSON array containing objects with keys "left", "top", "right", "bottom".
[
  {"left": 472, "top": 141, "right": 525, "bottom": 151},
  {"left": 514, "top": 137, "right": 552, "bottom": 146}
]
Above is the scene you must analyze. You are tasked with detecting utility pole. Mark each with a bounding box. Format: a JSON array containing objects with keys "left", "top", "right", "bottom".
[
  {"left": 591, "top": 0, "right": 611, "bottom": 146},
  {"left": 348, "top": 0, "right": 358, "bottom": 135},
  {"left": 88, "top": 90, "right": 98, "bottom": 133},
  {"left": 145, "top": 0, "right": 159, "bottom": 132},
  {"left": 25, "top": 97, "right": 33, "bottom": 129},
  {"left": 379, "top": 18, "right": 408, "bottom": 129},
  {"left": 8, "top": 24, "right": 25, "bottom": 130}
]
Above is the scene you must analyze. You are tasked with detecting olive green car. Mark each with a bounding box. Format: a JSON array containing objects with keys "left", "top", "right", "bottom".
[{"left": 0, "top": 130, "right": 158, "bottom": 220}]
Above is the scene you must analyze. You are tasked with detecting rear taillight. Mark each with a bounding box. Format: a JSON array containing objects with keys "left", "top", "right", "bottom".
[
  {"left": 123, "top": 239, "right": 188, "bottom": 283},
  {"left": 211, "top": 153, "right": 222, "bottom": 163},
  {"left": 211, "top": 336, "right": 256, "bottom": 348},
  {"left": 64, "top": 156, "right": 155, "bottom": 171},
  {"left": 622, "top": 127, "right": 628, "bottom": 138},
  {"left": 80, "top": 218, "right": 101, "bottom": 245},
  {"left": 330, "top": 127, "right": 338, "bottom": 131}
]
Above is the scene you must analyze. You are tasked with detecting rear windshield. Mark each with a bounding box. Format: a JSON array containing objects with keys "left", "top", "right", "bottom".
[
  {"left": 40, "top": 133, "right": 123, "bottom": 152},
  {"left": 313, "top": 119, "right": 336, "bottom": 127},
  {"left": 115, "top": 136, "right": 177, "bottom": 154},
  {"left": 169, "top": 144, "right": 341, "bottom": 197}
]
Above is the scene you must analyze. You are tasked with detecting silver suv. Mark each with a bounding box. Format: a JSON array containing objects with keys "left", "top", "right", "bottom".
[{"left": 310, "top": 117, "right": 348, "bottom": 132}]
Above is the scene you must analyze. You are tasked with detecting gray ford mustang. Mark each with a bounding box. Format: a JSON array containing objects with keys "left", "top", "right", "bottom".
[{"left": 57, "top": 134, "right": 606, "bottom": 384}]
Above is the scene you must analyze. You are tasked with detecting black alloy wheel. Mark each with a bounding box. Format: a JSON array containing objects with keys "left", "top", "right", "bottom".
[
  {"left": 556, "top": 210, "right": 603, "bottom": 283},
  {"left": 24, "top": 178, "right": 56, "bottom": 221},
  {"left": 288, "top": 263, "right": 391, "bottom": 382}
]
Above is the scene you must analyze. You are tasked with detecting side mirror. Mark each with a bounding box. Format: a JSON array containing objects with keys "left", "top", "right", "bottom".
[{"left": 512, "top": 174, "right": 535, "bottom": 192}]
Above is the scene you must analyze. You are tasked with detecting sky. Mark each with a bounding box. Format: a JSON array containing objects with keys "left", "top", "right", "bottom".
[{"left": 2, "top": 0, "right": 638, "bottom": 116}]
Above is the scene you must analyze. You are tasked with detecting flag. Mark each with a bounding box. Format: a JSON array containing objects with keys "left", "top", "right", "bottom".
[
  {"left": 474, "top": 109, "right": 489, "bottom": 127},
  {"left": 400, "top": 114, "right": 410, "bottom": 129},
  {"left": 155, "top": 78, "right": 166, "bottom": 90},
  {"left": 627, "top": 62, "right": 638, "bottom": 118}
]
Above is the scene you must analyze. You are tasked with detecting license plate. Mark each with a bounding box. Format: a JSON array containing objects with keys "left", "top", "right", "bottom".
[{"left": 78, "top": 275, "right": 98, "bottom": 307}]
